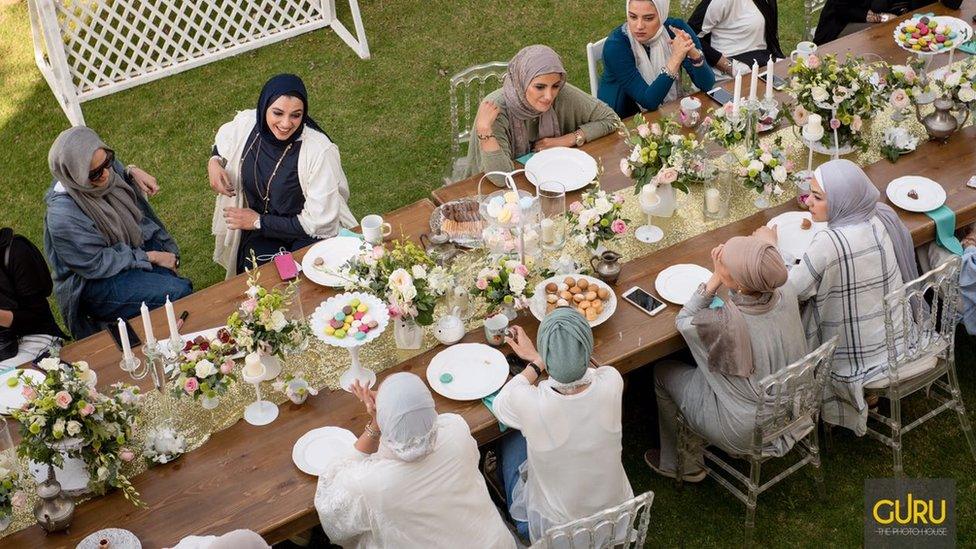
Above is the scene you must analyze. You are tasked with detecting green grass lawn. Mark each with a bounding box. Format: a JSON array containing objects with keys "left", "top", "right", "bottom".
[{"left": 1, "top": 0, "right": 973, "bottom": 546}]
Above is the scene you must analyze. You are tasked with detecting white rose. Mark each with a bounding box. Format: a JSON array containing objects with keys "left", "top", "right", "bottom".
[
  {"left": 747, "top": 159, "right": 764, "bottom": 173},
  {"left": 593, "top": 197, "right": 613, "bottom": 215},
  {"left": 668, "top": 134, "right": 683, "bottom": 144},
  {"left": 578, "top": 209, "right": 597, "bottom": 227},
  {"left": 400, "top": 283, "right": 418, "bottom": 302},
  {"left": 269, "top": 310, "right": 287, "bottom": 331},
  {"left": 508, "top": 273, "right": 527, "bottom": 294},
  {"left": 38, "top": 357, "right": 61, "bottom": 371},
  {"left": 245, "top": 285, "right": 261, "bottom": 299},
  {"left": 388, "top": 268, "right": 413, "bottom": 293},
  {"left": 945, "top": 71, "right": 962, "bottom": 88},
  {"left": 195, "top": 359, "right": 217, "bottom": 378},
  {"left": 958, "top": 86, "right": 976, "bottom": 103},
  {"left": 759, "top": 152, "right": 773, "bottom": 165},
  {"left": 411, "top": 265, "right": 427, "bottom": 280},
  {"left": 629, "top": 145, "right": 642, "bottom": 162},
  {"left": 619, "top": 158, "right": 633, "bottom": 178},
  {"left": 772, "top": 165, "right": 788, "bottom": 184},
  {"left": 66, "top": 420, "right": 82, "bottom": 437},
  {"left": 810, "top": 86, "right": 829, "bottom": 104},
  {"left": 53, "top": 418, "right": 65, "bottom": 438}
]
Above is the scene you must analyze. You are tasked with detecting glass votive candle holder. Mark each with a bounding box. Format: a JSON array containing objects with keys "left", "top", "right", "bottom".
[{"left": 703, "top": 174, "right": 732, "bottom": 220}]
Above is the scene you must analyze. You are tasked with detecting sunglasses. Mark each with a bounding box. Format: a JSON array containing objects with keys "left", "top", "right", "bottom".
[{"left": 88, "top": 149, "right": 115, "bottom": 182}]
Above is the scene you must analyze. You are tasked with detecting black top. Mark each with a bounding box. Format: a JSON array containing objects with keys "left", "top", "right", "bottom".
[
  {"left": 814, "top": 0, "right": 963, "bottom": 45},
  {"left": 688, "top": 0, "right": 784, "bottom": 67},
  {"left": 0, "top": 228, "right": 65, "bottom": 339},
  {"left": 213, "top": 138, "right": 309, "bottom": 240}
]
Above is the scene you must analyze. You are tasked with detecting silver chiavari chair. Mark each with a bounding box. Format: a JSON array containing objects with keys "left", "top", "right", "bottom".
[
  {"left": 530, "top": 490, "right": 654, "bottom": 549},
  {"left": 446, "top": 61, "right": 507, "bottom": 185}
]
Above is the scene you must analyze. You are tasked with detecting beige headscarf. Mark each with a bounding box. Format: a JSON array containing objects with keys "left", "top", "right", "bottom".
[
  {"left": 692, "top": 236, "right": 788, "bottom": 377},
  {"left": 48, "top": 127, "right": 144, "bottom": 247},
  {"left": 623, "top": 0, "right": 678, "bottom": 105},
  {"left": 502, "top": 45, "right": 567, "bottom": 157}
]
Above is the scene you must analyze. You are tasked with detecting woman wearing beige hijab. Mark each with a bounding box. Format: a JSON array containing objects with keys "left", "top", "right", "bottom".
[{"left": 646, "top": 236, "right": 808, "bottom": 481}]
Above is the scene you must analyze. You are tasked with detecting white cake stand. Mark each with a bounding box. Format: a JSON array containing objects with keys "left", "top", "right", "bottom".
[{"left": 310, "top": 292, "right": 390, "bottom": 392}]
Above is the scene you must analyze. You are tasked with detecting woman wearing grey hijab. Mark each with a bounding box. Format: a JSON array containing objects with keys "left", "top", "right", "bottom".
[
  {"left": 647, "top": 236, "right": 807, "bottom": 482},
  {"left": 44, "top": 126, "right": 191, "bottom": 339},
  {"left": 461, "top": 45, "right": 620, "bottom": 186},
  {"left": 754, "top": 159, "right": 916, "bottom": 436}
]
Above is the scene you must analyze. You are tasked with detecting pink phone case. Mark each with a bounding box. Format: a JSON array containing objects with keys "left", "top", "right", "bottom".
[{"left": 274, "top": 252, "right": 298, "bottom": 281}]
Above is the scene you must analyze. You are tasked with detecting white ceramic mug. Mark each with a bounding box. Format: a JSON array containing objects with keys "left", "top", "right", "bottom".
[
  {"left": 679, "top": 96, "right": 702, "bottom": 127},
  {"left": 361, "top": 214, "right": 392, "bottom": 244},
  {"left": 790, "top": 41, "right": 817, "bottom": 64}
]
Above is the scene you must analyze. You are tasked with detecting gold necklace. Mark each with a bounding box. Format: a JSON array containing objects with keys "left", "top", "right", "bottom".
[{"left": 250, "top": 137, "right": 293, "bottom": 214}]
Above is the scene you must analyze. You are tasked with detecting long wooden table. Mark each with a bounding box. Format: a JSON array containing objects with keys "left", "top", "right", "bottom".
[{"left": 7, "top": 2, "right": 976, "bottom": 546}]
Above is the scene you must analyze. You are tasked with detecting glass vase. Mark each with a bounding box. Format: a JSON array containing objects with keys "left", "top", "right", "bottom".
[
  {"left": 200, "top": 395, "right": 220, "bottom": 410},
  {"left": 274, "top": 281, "right": 309, "bottom": 353},
  {"left": 703, "top": 154, "right": 734, "bottom": 220},
  {"left": 538, "top": 182, "right": 567, "bottom": 252},
  {"left": 393, "top": 317, "right": 424, "bottom": 350}
]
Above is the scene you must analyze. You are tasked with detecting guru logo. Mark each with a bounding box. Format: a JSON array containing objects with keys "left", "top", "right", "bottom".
[{"left": 872, "top": 493, "right": 948, "bottom": 525}]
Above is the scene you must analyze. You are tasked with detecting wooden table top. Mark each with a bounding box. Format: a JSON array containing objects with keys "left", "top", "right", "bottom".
[{"left": 8, "top": 2, "right": 976, "bottom": 546}]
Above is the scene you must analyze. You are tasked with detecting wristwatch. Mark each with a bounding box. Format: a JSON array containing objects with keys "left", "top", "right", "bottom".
[
  {"left": 527, "top": 361, "right": 543, "bottom": 377},
  {"left": 211, "top": 155, "right": 228, "bottom": 168},
  {"left": 574, "top": 129, "right": 585, "bottom": 147},
  {"left": 253, "top": 216, "right": 262, "bottom": 230}
]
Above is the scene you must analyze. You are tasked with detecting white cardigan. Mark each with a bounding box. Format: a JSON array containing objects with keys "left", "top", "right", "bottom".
[{"left": 210, "top": 110, "right": 357, "bottom": 279}]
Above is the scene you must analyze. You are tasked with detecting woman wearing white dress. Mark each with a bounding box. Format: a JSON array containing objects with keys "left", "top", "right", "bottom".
[
  {"left": 494, "top": 308, "right": 633, "bottom": 542},
  {"left": 208, "top": 74, "right": 356, "bottom": 278},
  {"left": 314, "top": 373, "right": 515, "bottom": 549},
  {"left": 687, "top": 0, "right": 784, "bottom": 76}
]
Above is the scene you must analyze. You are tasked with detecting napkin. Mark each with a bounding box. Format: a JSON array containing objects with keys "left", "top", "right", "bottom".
[
  {"left": 925, "top": 205, "right": 964, "bottom": 256},
  {"left": 482, "top": 391, "right": 509, "bottom": 432},
  {"left": 338, "top": 228, "right": 364, "bottom": 240},
  {"left": 516, "top": 152, "right": 535, "bottom": 165}
]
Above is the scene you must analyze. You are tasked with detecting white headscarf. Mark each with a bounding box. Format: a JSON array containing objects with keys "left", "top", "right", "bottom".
[
  {"left": 376, "top": 373, "right": 438, "bottom": 462},
  {"left": 623, "top": 0, "right": 678, "bottom": 105}
]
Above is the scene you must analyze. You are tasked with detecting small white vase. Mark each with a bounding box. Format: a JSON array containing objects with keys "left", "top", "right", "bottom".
[
  {"left": 286, "top": 380, "right": 310, "bottom": 405},
  {"left": 28, "top": 438, "right": 90, "bottom": 493},
  {"left": 393, "top": 318, "right": 424, "bottom": 350},
  {"left": 200, "top": 395, "right": 220, "bottom": 410},
  {"left": 498, "top": 302, "right": 519, "bottom": 322}
]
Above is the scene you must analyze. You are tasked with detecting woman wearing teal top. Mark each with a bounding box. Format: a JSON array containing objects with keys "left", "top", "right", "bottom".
[{"left": 599, "top": 0, "right": 715, "bottom": 118}]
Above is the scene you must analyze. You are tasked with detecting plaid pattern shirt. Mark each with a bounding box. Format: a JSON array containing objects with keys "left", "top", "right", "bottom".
[{"left": 788, "top": 216, "right": 904, "bottom": 435}]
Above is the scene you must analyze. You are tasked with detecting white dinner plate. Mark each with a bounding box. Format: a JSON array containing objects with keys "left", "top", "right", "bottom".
[
  {"left": 0, "top": 368, "right": 45, "bottom": 415},
  {"left": 426, "top": 343, "right": 509, "bottom": 401},
  {"left": 528, "top": 274, "right": 617, "bottom": 327},
  {"left": 292, "top": 426, "right": 359, "bottom": 476},
  {"left": 525, "top": 147, "right": 598, "bottom": 192},
  {"left": 767, "top": 211, "right": 827, "bottom": 263},
  {"left": 655, "top": 264, "right": 712, "bottom": 305},
  {"left": 886, "top": 176, "right": 946, "bottom": 213},
  {"left": 302, "top": 236, "right": 367, "bottom": 287}
]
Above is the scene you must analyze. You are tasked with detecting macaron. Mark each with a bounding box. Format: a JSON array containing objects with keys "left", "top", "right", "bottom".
[
  {"left": 349, "top": 298, "right": 361, "bottom": 307},
  {"left": 354, "top": 331, "right": 367, "bottom": 340},
  {"left": 367, "top": 320, "right": 379, "bottom": 329},
  {"left": 324, "top": 326, "right": 335, "bottom": 335},
  {"left": 361, "top": 314, "right": 373, "bottom": 324},
  {"left": 439, "top": 373, "right": 454, "bottom": 384},
  {"left": 359, "top": 324, "right": 370, "bottom": 333},
  {"left": 334, "top": 311, "right": 346, "bottom": 322},
  {"left": 357, "top": 304, "right": 368, "bottom": 313},
  {"left": 342, "top": 305, "right": 354, "bottom": 315},
  {"left": 353, "top": 311, "right": 365, "bottom": 320},
  {"left": 334, "top": 329, "right": 346, "bottom": 339}
]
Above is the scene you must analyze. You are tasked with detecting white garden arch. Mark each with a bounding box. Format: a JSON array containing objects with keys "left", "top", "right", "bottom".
[{"left": 28, "top": 0, "right": 370, "bottom": 126}]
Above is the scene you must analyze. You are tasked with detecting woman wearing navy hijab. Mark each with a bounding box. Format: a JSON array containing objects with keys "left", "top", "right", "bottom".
[{"left": 208, "top": 74, "right": 357, "bottom": 277}]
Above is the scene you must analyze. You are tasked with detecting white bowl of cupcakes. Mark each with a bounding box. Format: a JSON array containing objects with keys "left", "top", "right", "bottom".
[{"left": 529, "top": 274, "right": 617, "bottom": 327}]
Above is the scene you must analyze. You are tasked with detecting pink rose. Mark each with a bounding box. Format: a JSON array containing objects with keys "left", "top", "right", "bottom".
[
  {"left": 183, "top": 377, "right": 199, "bottom": 395},
  {"left": 54, "top": 390, "right": 72, "bottom": 409},
  {"left": 785, "top": 160, "right": 796, "bottom": 172},
  {"left": 220, "top": 359, "right": 234, "bottom": 375},
  {"left": 791, "top": 105, "right": 809, "bottom": 126},
  {"left": 850, "top": 115, "right": 863, "bottom": 132},
  {"left": 612, "top": 193, "right": 626, "bottom": 205},
  {"left": 890, "top": 88, "right": 910, "bottom": 110},
  {"left": 806, "top": 54, "right": 821, "bottom": 69},
  {"left": 723, "top": 102, "right": 734, "bottom": 116},
  {"left": 904, "top": 67, "right": 917, "bottom": 83},
  {"left": 371, "top": 245, "right": 385, "bottom": 260},
  {"left": 658, "top": 167, "right": 678, "bottom": 185},
  {"left": 636, "top": 124, "right": 651, "bottom": 138},
  {"left": 120, "top": 449, "right": 135, "bottom": 462},
  {"left": 21, "top": 386, "right": 36, "bottom": 400},
  {"left": 829, "top": 118, "right": 841, "bottom": 130},
  {"left": 701, "top": 116, "right": 713, "bottom": 127},
  {"left": 10, "top": 491, "right": 26, "bottom": 508},
  {"left": 80, "top": 403, "right": 95, "bottom": 417},
  {"left": 388, "top": 304, "right": 402, "bottom": 318},
  {"left": 611, "top": 219, "right": 627, "bottom": 234},
  {"left": 242, "top": 298, "right": 257, "bottom": 314},
  {"left": 515, "top": 264, "right": 529, "bottom": 277},
  {"left": 569, "top": 201, "right": 583, "bottom": 214},
  {"left": 650, "top": 123, "right": 662, "bottom": 136},
  {"left": 476, "top": 278, "right": 489, "bottom": 290}
]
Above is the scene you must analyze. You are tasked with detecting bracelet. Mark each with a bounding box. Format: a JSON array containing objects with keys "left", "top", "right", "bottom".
[
  {"left": 659, "top": 66, "right": 678, "bottom": 80},
  {"left": 690, "top": 54, "right": 705, "bottom": 68},
  {"left": 527, "top": 362, "right": 543, "bottom": 377},
  {"left": 477, "top": 133, "right": 494, "bottom": 141},
  {"left": 364, "top": 421, "right": 380, "bottom": 439}
]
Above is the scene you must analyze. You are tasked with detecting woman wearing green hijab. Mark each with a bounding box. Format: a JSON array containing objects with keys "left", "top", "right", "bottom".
[{"left": 492, "top": 307, "right": 633, "bottom": 543}]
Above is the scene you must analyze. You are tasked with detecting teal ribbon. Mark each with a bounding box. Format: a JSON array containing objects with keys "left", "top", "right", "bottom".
[
  {"left": 709, "top": 296, "right": 725, "bottom": 309},
  {"left": 925, "top": 205, "right": 964, "bottom": 256},
  {"left": 516, "top": 152, "right": 535, "bottom": 165},
  {"left": 338, "top": 228, "right": 364, "bottom": 240},
  {"left": 482, "top": 390, "right": 508, "bottom": 432}
]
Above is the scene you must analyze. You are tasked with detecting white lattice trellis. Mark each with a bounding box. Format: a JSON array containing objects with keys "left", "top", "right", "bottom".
[{"left": 28, "top": 0, "right": 370, "bottom": 125}]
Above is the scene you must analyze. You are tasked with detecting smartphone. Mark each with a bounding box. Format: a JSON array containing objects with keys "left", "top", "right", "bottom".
[
  {"left": 622, "top": 287, "right": 667, "bottom": 317},
  {"left": 758, "top": 71, "right": 787, "bottom": 91},
  {"left": 108, "top": 318, "right": 142, "bottom": 351},
  {"left": 706, "top": 86, "right": 735, "bottom": 106},
  {"left": 506, "top": 353, "right": 529, "bottom": 377}
]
